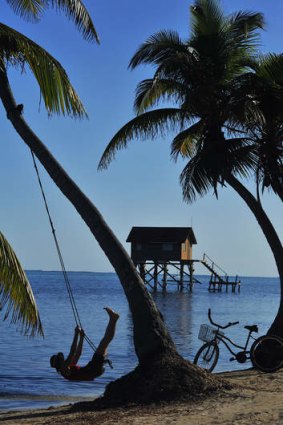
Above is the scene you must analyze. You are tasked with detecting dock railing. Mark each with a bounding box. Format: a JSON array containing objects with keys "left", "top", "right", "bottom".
[{"left": 202, "top": 253, "right": 229, "bottom": 282}]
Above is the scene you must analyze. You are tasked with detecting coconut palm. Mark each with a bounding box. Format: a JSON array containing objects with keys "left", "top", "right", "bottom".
[
  {"left": 0, "top": 231, "right": 43, "bottom": 336},
  {"left": 0, "top": 0, "right": 220, "bottom": 405},
  {"left": 98, "top": 0, "right": 283, "bottom": 337}
]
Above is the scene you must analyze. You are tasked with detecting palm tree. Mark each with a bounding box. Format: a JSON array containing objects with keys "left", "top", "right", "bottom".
[
  {"left": 98, "top": 0, "right": 283, "bottom": 337},
  {"left": 0, "top": 231, "right": 43, "bottom": 336},
  {"left": 0, "top": 0, "right": 220, "bottom": 405}
]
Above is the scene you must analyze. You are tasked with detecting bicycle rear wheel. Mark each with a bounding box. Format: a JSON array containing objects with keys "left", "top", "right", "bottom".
[
  {"left": 193, "top": 342, "right": 219, "bottom": 372},
  {"left": 250, "top": 335, "right": 283, "bottom": 373}
]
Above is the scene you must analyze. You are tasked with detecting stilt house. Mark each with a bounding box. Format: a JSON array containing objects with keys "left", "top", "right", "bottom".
[{"left": 126, "top": 226, "right": 197, "bottom": 264}]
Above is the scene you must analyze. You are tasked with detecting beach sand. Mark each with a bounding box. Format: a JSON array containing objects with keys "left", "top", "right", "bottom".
[{"left": 1, "top": 368, "right": 283, "bottom": 425}]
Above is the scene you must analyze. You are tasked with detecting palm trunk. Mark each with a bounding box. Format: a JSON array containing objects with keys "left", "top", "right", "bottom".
[
  {"left": 0, "top": 68, "right": 177, "bottom": 363},
  {"left": 226, "top": 175, "right": 283, "bottom": 337}
]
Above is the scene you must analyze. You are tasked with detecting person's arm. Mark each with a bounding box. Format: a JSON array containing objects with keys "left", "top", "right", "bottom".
[
  {"left": 71, "top": 329, "right": 85, "bottom": 365},
  {"left": 65, "top": 326, "right": 80, "bottom": 365}
]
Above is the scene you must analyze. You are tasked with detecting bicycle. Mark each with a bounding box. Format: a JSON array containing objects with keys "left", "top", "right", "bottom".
[{"left": 193, "top": 309, "right": 283, "bottom": 373}]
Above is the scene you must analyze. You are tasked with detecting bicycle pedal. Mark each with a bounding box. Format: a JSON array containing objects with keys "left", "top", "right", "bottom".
[{"left": 229, "top": 357, "right": 236, "bottom": 361}]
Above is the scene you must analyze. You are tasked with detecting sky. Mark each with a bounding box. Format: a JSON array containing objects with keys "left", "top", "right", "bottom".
[{"left": 0, "top": 0, "right": 282, "bottom": 277}]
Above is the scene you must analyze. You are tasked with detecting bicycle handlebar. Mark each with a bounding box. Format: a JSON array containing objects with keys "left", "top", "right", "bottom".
[{"left": 208, "top": 308, "right": 239, "bottom": 329}]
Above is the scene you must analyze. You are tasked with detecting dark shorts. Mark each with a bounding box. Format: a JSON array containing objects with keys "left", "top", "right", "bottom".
[{"left": 81, "top": 353, "right": 106, "bottom": 377}]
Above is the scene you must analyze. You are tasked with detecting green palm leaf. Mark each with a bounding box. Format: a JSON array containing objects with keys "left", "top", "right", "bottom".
[
  {"left": 170, "top": 120, "right": 204, "bottom": 160},
  {"left": 255, "top": 53, "right": 283, "bottom": 85},
  {"left": 129, "top": 30, "right": 188, "bottom": 69},
  {"left": 98, "top": 108, "right": 190, "bottom": 170},
  {"left": 190, "top": 0, "right": 225, "bottom": 36},
  {"left": 134, "top": 79, "right": 187, "bottom": 114},
  {"left": 6, "top": 0, "right": 45, "bottom": 22},
  {"left": 0, "top": 23, "right": 87, "bottom": 117},
  {"left": 0, "top": 232, "right": 43, "bottom": 336},
  {"left": 6, "top": 0, "right": 99, "bottom": 42},
  {"left": 180, "top": 137, "right": 255, "bottom": 202},
  {"left": 50, "top": 0, "right": 99, "bottom": 42}
]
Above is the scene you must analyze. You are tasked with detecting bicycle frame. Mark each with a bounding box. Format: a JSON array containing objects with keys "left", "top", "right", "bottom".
[{"left": 213, "top": 327, "right": 254, "bottom": 360}]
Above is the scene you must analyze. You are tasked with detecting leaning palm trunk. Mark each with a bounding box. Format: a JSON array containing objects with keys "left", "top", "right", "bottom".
[
  {"left": 226, "top": 175, "right": 283, "bottom": 337},
  {"left": 0, "top": 67, "right": 225, "bottom": 406},
  {"left": 0, "top": 67, "right": 177, "bottom": 363}
]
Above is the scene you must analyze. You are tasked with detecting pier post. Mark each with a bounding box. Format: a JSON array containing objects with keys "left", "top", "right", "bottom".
[
  {"left": 188, "top": 262, "right": 194, "bottom": 292},
  {"left": 153, "top": 262, "right": 158, "bottom": 292},
  {"left": 179, "top": 262, "right": 184, "bottom": 292},
  {"left": 162, "top": 263, "right": 168, "bottom": 291}
]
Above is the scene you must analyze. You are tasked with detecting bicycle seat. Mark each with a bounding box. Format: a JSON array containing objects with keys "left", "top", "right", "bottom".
[{"left": 244, "top": 325, "right": 258, "bottom": 333}]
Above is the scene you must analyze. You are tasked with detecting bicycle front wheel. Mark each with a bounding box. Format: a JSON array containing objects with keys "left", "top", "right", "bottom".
[
  {"left": 250, "top": 335, "right": 283, "bottom": 373},
  {"left": 193, "top": 342, "right": 219, "bottom": 372}
]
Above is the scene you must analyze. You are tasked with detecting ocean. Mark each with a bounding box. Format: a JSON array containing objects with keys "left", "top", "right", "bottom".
[{"left": 0, "top": 271, "right": 280, "bottom": 411}]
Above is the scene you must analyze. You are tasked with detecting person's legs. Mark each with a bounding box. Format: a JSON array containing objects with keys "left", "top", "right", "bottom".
[{"left": 94, "top": 307, "right": 119, "bottom": 357}]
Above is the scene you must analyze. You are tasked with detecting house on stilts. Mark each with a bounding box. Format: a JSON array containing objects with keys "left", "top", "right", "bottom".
[{"left": 126, "top": 226, "right": 241, "bottom": 292}]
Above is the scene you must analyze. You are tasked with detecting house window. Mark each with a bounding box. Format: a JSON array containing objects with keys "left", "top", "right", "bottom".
[
  {"left": 162, "top": 243, "right": 173, "bottom": 251},
  {"left": 182, "top": 243, "right": 186, "bottom": 252},
  {"left": 136, "top": 243, "right": 142, "bottom": 251}
]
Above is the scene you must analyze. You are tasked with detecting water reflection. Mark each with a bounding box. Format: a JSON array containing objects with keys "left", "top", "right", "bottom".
[{"left": 153, "top": 291, "right": 195, "bottom": 360}]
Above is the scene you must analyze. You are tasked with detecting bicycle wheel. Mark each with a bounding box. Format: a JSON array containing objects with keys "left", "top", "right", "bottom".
[
  {"left": 193, "top": 342, "right": 219, "bottom": 372},
  {"left": 250, "top": 335, "right": 283, "bottom": 373}
]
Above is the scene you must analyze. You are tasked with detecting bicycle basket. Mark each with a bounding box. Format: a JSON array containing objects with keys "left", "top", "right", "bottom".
[{"left": 198, "top": 324, "right": 216, "bottom": 342}]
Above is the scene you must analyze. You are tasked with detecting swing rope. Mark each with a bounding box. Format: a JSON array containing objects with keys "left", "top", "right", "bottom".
[{"left": 30, "top": 150, "right": 97, "bottom": 352}]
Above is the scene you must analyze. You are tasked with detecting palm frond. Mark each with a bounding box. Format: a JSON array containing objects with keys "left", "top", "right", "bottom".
[
  {"left": 0, "top": 232, "right": 43, "bottom": 337},
  {"left": 190, "top": 0, "right": 225, "bottom": 37},
  {"left": 134, "top": 79, "right": 187, "bottom": 114},
  {"left": 256, "top": 53, "right": 283, "bottom": 85},
  {"left": 98, "top": 108, "right": 189, "bottom": 170},
  {"left": 171, "top": 120, "right": 204, "bottom": 160},
  {"left": 229, "top": 11, "right": 265, "bottom": 39},
  {"left": 180, "top": 137, "right": 255, "bottom": 203},
  {"left": 0, "top": 23, "right": 87, "bottom": 117},
  {"left": 6, "top": 0, "right": 45, "bottom": 22},
  {"left": 6, "top": 0, "right": 99, "bottom": 42},
  {"left": 50, "top": 0, "right": 99, "bottom": 42},
  {"left": 129, "top": 30, "right": 187, "bottom": 69},
  {"left": 180, "top": 154, "right": 214, "bottom": 203}
]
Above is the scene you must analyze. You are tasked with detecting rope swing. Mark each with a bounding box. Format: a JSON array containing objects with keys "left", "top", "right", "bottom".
[{"left": 30, "top": 150, "right": 98, "bottom": 353}]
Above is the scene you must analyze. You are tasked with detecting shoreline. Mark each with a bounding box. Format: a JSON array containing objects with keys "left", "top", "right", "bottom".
[{"left": 1, "top": 368, "right": 283, "bottom": 424}]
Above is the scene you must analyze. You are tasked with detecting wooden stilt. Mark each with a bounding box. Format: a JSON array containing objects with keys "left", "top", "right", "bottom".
[
  {"left": 179, "top": 262, "right": 184, "bottom": 292},
  {"left": 153, "top": 263, "right": 158, "bottom": 292},
  {"left": 162, "top": 263, "right": 167, "bottom": 291},
  {"left": 188, "top": 262, "right": 194, "bottom": 292}
]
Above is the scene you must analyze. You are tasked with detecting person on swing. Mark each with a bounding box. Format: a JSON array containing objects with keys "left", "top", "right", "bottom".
[{"left": 50, "top": 307, "right": 119, "bottom": 381}]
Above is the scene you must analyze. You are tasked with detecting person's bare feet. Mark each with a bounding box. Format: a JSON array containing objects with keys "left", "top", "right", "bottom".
[{"left": 104, "top": 307, "right": 119, "bottom": 321}]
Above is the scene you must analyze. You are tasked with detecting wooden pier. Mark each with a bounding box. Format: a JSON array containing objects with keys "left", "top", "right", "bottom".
[
  {"left": 138, "top": 260, "right": 200, "bottom": 292},
  {"left": 200, "top": 254, "right": 241, "bottom": 293},
  {"left": 138, "top": 256, "right": 240, "bottom": 293}
]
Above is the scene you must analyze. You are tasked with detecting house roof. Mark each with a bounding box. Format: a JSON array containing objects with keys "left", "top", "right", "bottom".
[{"left": 126, "top": 227, "right": 197, "bottom": 244}]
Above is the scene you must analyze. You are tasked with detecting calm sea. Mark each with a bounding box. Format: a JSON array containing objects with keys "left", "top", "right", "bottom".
[{"left": 0, "top": 271, "right": 280, "bottom": 411}]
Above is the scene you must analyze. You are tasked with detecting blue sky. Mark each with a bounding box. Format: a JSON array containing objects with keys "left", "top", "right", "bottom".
[{"left": 0, "top": 0, "right": 282, "bottom": 276}]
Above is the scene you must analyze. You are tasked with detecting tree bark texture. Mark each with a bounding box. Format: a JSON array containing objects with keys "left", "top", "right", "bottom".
[{"left": 0, "top": 68, "right": 177, "bottom": 363}]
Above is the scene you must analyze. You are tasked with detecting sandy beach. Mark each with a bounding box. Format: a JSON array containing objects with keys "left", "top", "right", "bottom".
[{"left": 1, "top": 368, "right": 283, "bottom": 425}]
